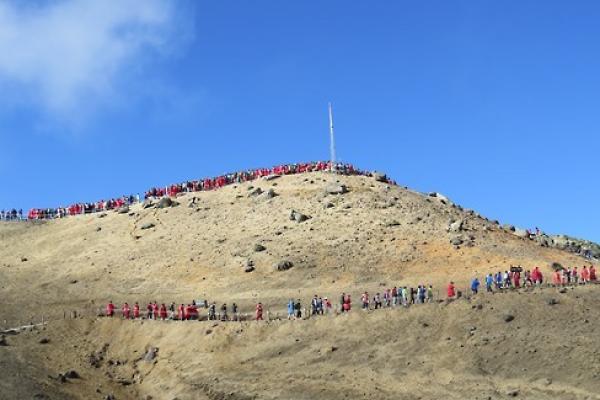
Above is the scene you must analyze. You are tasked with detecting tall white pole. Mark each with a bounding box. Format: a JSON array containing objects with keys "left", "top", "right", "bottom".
[{"left": 328, "top": 102, "right": 336, "bottom": 172}]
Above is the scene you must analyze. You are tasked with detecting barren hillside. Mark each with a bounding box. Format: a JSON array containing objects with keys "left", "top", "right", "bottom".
[{"left": 0, "top": 171, "right": 598, "bottom": 400}]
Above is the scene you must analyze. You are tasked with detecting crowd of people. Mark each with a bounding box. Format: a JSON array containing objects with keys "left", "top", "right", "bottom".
[
  {"left": 27, "top": 195, "right": 140, "bottom": 220},
  {"left": 104, "top": 263, "right": 598, "bottom": 322},
  {"left": 452, "top": 264, "right": 597, "bottom": 297},
  {"left": 0, "top": 161, "right": 391, "bottom": 222},
  {"left": 0, "top": 209, "right": 23, "bottom": 221}
]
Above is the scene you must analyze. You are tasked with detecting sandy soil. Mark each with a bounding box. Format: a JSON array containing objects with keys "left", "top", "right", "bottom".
[{"left": 0, "top": 172, "right": 597, "bottom": 399}]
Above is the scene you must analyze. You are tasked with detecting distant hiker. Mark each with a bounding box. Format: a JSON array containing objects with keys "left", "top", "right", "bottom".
[
  {"left": 447, "top": 282, "right": 456, "bottom": 299},
  {"left": 361, "top": 292, "right": 369, "bottom": 310},
  {"left": 427, "top": 285, "right": 433, "bottom": 302},
  {"left": 178, "top": 304, "right": 185, "bottom": 321},
  {"left": 552, "top": 270, "right": 561, "bottom": 287},
  {"left": 324, "top": 297, "right": 332, "bottom": 313},
  {"left": 495, "top": 272, "right": 502, "bottom": 290},
  {"left": 317, "top": 297, "right": 324, "bottom": 315},
  {"left": 383, "top": 289, "right": 391, "bottom": 307},
  {"left": 485, "top": 274, "right": 494, "bottom": 292},
  {"left": 524, "top": 270, "right": 533, "bottom": 287},
  {"left": 581, "top": 266, "right": 590, "bottom": 283},
  {"left": 590, "top": 265, "right": 597, "bottom": 281},
  {"left": 343, "top": 294, "right": 351, "bottom": 312},
  {"left": 311, "top": 295, "right": 319, "bottom": 315},
  {"left": 232, "top": 303, "right": 238, "bottom": 320},
  {"left": 168, "top": 303, "right": 176, "bottom": 319},
  {"left": 106, "top": 301, "right": 115, "bottom": 317},
  {"left": 471, "top": 277, "right": 480, "bottom": 295},
  {"left": 288, "top": 299, "right": 295, "bottom": 319},
  {"left": 391, "top": 287, "right": 398, "bottom": 306},
  {"left": 221, "top": 304, "right": 228, "bottom": 321},
  {"left": 152, "top": 302, "right": 159, "bottom": 320},
  {"left": 513, "top": 270, "right": 521, "bottom": 288},
  {"left": 133, "top": 302, "right": 140, "bottom": 319},
  {"left": 533, "top": 267, "right": 543, "bottom": 285},
  {"left": 339, "top": 293, "right": 346, "bottom": 313},
  {"left": 294, "top": 299, "right": 302, "bottom": 319},
  {"left": 418, "top": 286, "right": 426, "bottom": 304},
  {"left": 503, "top": 271, "right": 511, "bottom": 288},
  {"left": 159, "top": 304, "right": 167, "bottom": 320},
  {"left": 209, "top": 302, "right": 217, "bottom": 321},
  {"left": 121, "top": 302, "right": 130, "bottom": 319},
  {"left": 255, "top": 303, "right": 264, "bottom": 321},
  {"left": 572, "top": 267, "right": 579, "bottom": 284}
]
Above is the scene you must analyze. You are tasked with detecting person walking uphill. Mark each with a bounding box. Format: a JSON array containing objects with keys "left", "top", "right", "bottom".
[
  {"left": 471, "top": 277, "right": 480, "bottom": 295},
  {"left": 447, "top": 282, "right": 456, "bottom": 299},
  {"left": 106, "top": 301, "right": 115, "bottom": 317},
  {"left": 255, "top": 303, "right": 263, "bottom": 321}
]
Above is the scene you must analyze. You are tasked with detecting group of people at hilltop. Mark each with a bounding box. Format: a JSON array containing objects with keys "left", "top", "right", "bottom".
[
  {"left": 27, "top": 195, "right": 139, "bottom": 220},
  {"left": 143, "top": 161, "right": 381, "bottom": 199},
  {"left": 0, "top": 209, "right": 23, "bottom": 221},
  {"left": 1, "top": 161, "right": 392, "bottom": 222}
]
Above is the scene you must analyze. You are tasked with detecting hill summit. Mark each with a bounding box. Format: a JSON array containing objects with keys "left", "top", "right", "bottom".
[{"left": 1, "top": 168, "right": 599, "bottom": 399}]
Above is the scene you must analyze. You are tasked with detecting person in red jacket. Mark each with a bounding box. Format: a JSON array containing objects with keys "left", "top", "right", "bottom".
[
  {"left": 133, "top": 302, "right": 140, "bottom": 319},
  {"left": 146, "top": 303, "right": 153, "bottom": 319},
  {"left": 447, "top": 282, "right": 456, "bottom": 299},
  {"left": 152, "top": 302, "right": 159, "bottom": 320},
  {"left": 590, "top": 265, "right": 597, "bottom": 282},
  {"left": 255, "top": 303, "right": 263, "bottom": 321},
  {"left": 106, "top": 301, "right": 115, "bottom": 317},
  {"left": 121, "top": 302, "right": 130, "bottom": 319},
  {"left": 177, "top": 304, "right": 185, "bottom": 321},
  {"left": 159, "top": 304, "right": 167, "bottom": 320}
]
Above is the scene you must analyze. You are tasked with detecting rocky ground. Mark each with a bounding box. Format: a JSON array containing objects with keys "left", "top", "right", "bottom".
[{"left": 0, "top": 171, "right": 598, "bottom": 399}]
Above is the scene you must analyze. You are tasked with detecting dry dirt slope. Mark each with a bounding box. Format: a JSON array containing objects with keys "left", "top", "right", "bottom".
[{"left": 0, "top": 171, "right": 598, "bottom": 400}]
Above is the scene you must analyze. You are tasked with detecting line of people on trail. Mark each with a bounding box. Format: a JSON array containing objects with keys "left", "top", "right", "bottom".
[
  {"left": 27, "top": 195, "right": 140, "bottom": 220},
  {"left": 447, "top": 264, "right": 598, "bottom": 298},
  {"left": 105, "top": 300, "right": 246, "bottom": 321},
  {"left": 6, "top": 161, "right": 395, "bottom": 223}
]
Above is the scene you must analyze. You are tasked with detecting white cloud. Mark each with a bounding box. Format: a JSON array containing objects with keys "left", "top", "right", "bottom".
[{"left": 0, "top": 0, "right": 188, "bottom": 121}]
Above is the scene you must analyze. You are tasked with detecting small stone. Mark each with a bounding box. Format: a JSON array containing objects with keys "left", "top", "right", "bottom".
[
  {"left": 254, "top": 244, "right": 266, "bottom": 252},
  {"left": 504, "top": 314, "right": 515, "bottom": 323}
]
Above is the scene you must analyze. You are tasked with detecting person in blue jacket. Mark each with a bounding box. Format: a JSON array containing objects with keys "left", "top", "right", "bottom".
[
  {"left": 287, "top": 299, "right": 295, "bottom": 320},
  {"left": 485, "top": 273, "right": 494, "bottom": 292},
  {"left": 471, "top": 277, "right": 481, "bottom": 294}
]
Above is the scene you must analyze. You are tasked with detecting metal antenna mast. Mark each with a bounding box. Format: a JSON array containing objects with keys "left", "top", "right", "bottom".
[{"left": 328, "top": 102, "right": 337, "bottom": 172}]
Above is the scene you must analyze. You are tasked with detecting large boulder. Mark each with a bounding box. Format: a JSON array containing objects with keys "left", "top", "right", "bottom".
[
  {"left": 276, "top": 260, "right": 294, "bottom": 271},
  {"left": 117, "top": 206, "right": 130, "bottom": 214},
  {"left": 428, "top": 192, "right": 452, "bottom": 205},
  {"left": 264, "top": 189, "right": 277, "bottom": 199},
  {"left": 325, "top": 184, "right": 348, "bottom": 195},
  {"left": 513, "top": 228, "right": 529, "bottom": 239},
  {"left": 155, "top": 197, "right": 178, "bottom": 209},
  {"left": 448, "top": 220, "right": 464, "bottom": 233},
  {"left": 290, "top": 210, "right": 310, "bottom": 223},
  {"left": 372, "top": 172, "right": 387, "bottom": 183}
]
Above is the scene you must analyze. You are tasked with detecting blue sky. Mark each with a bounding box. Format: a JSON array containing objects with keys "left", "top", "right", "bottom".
[{"left": 0, "top": 1, "right": 599, "bottom": 242}]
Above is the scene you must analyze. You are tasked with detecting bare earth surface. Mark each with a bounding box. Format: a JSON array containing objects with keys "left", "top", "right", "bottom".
[{"left": 1, "top": 172, "right": 598, "bottom": 400}]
